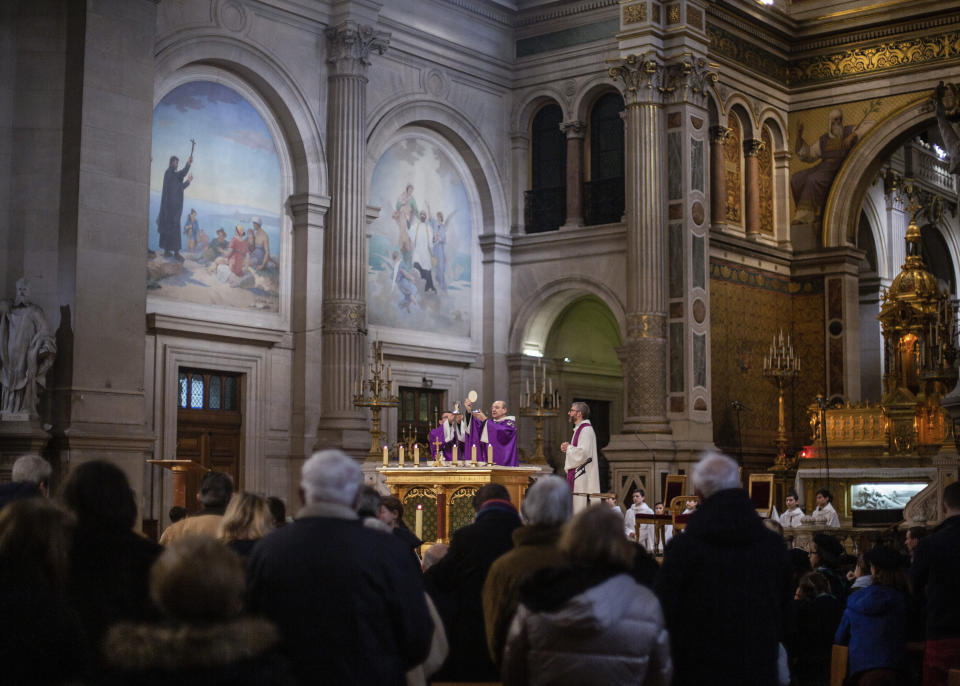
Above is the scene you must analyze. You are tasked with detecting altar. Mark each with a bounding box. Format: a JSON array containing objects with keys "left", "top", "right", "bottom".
[{"left": 379, "top": 464, "right": 543, "bottom": 543}]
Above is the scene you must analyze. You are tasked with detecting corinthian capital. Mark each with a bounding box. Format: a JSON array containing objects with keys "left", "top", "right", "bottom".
[
  {"left": 609, "top": 53, "right": 667, "bottom": 106},
  {"left": 709, "top": 125, "right": 732, "bottom": 144},
  {"left": 664, "top": 58, "right": 717, "bottom": 106},
  {"left": 560, "top": 120, "right": 586, "bottom": 138},
  {"left": 743, "top": 138, "right": 765, "bottom": 157},
  {"left": 326, "top": 21, "right": 390, "bottom": 76}
]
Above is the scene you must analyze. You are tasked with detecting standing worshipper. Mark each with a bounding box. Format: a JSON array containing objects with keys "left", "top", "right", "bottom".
[
  {"left": 247, "top": 450, "right": 431, "bottom": 686},
  {"left": 561, "top": 401, "right": 600, "bottom": 512},
  {"left": 655, "top": 451, "right": 793, "bottom": 686},
  {"left": 911, "top": 481, "right": 960, "bottom": 686},
  {"left": 156, "top": 154, "right": 193, "bottom": 260},
  {"left": 425, "top": 483, "right": 522, "bottom": 682},
  {"left": 463, "top": 397, "right": 519, "bottom": 466}
]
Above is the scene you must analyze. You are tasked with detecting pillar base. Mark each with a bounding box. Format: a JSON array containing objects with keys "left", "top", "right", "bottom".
[
  {"left": 0, "top": 419, "right": 52, "bottom": 471},
  {"left": 314, "top": 420, "right": 372, "bottom": 460}
]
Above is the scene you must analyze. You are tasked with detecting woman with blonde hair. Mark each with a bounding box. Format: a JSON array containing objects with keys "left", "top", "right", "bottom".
[
  {"left": 501, "top": 504, "right": 672, "bottom": 686},
  {"left": 218, "top": 492, "right": 273, "bottom": 558}
]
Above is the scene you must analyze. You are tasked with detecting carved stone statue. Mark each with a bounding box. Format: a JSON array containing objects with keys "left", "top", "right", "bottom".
[
  {"left": 935, "top": 81, "right": 960, "bottom": 176},
  {"left": 0, "top": 278, "right": 56, "bottom": 420}
]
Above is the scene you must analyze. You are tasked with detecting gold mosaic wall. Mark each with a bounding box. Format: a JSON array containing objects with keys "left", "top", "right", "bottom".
[
  {"left": 710, "top": 260, "right": 825, "bottom": 458},
  {"left": 759, "top": 126, "right": 774, "bottom": 235},
  {"left": 724, "top": 114, "right": 742, "bottom": 225}
]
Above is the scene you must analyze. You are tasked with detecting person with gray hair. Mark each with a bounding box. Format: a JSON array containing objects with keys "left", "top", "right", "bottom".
[
  {"left": 655, "top": 451, "right": 793, "bottom": 686},
  {"left": 0, "top": 454, "right": 52, "bottom": 510},
  {"left": 482, "top": 475, "right": 572, "bottom": 668},
  {"left": 246, "top": 450, "right": 432, "bottom": 686}
]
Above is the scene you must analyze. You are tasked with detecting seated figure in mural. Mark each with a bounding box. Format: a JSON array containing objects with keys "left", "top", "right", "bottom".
[
  {"left": 202, "top": 228, "right": 229, "bottom": 264},
  {"left": 791, "top": 107, "right": 873, "bottom": 225},
  {"left": 226, "top": 225, "right": 250, "bottom": 278},
  {"left": 249, "top": 217, "right": 272, "bottom": 271},
  {"left": 0, "top": 279, "right": 57, "bottom": 419},
  {"left": 155, "top": 154, "right": 193, "bottom": 260}
]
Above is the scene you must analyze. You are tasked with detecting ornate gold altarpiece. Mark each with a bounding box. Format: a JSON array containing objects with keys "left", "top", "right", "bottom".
[{"left": 379, "top": 465, "right": 543, "bottom": 543}]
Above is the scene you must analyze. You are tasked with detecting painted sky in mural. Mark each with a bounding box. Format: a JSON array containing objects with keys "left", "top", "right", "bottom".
[
  {"left": 368, "top": 137, "right": 473, "bottom": 337},
  {"left": 147, "top": 81, "right": 282, "bottom": 312}
]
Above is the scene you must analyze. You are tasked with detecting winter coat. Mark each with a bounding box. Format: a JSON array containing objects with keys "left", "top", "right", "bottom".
[
  {"left": 99, "top": 617, "right": 295, "bottom": 686},
  {"left": 482, "top": 524, "right": 567, "bottom": 666},
  {"left": 0, "top": 481, "right": 40, "bottom": 511},
  {"left": 788, "top": 593, "right": 843, "bottom": 685},
  {"left": 910, "top": 514, "right": 960, "bottom": 639},
  {"left": 425, "top": 499, "right": 522, "bottom": 682},
  {"left": 246, "top": 501, "right": 432, "bottom": 686},
  {"left": 654, "top": 488, "right": 793, "bottom": 686},
  {"left": 502, "top": 566, "right": 672, "bottom": 686},
  {"left": 834, "top": 584, "right": 907, "bottom": 676}
]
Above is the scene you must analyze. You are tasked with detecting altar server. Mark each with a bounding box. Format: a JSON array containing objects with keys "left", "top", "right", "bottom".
[{"left": 561, "top": 402, "right": 600, "bottom": 513}]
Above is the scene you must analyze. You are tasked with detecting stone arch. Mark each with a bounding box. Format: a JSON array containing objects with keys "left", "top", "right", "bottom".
[
  {"left": 725, "top": 97, "right": 757, "bottom": 140},
  {"left": 509, "top": 277, "right": 626, "bottom": 356},
  {"left": 822, "top": 94, "right": 933, "bottom": 247},
  {"left": 759, "top": 111, "right": 788, "bottom": 150},
  {"left": 511, "top": 89, "right": 570, "bottom": 133},
  {"left": 366, "top": 98, "right": 508, "bottom": 235},
  {"left": 572, "top": 79, "right": 622, "bottom": 123},
  {"left": 154, "top": 33, "right": 326, "bottom": 196},
  {"left": 926, "top": 218, "right": 960, "bottom": 296},
  {"left": 858, "top": 181, "right": 890, "bottom": 279}
]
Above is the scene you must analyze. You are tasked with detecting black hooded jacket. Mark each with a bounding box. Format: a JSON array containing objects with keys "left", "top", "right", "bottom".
[{"left": 654, "top": 488, "right": 793, "bottom": 686}]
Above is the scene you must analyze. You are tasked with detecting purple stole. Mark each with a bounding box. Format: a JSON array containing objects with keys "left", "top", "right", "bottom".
[
  {"left": 470, "top": 415, "right": 519, "bottom": 466},
  {"left": 566, "top": 421, "right": 589, "bottom": 492}
]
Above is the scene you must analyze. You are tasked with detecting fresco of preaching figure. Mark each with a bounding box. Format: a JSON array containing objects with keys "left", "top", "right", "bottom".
[{"left": 156, "top": 154, "right": 193, "bottom": 259}]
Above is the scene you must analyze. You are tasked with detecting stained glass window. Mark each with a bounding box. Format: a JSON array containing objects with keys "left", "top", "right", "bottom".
[
  {"left": 178, "top": 373, "right": 188, "bottom": 409},
  {"left": 190, "top": 376, "right": 204, "bottom": 409},
  {"left": 209, "top": 376, "right": 222, "bottom": 409},
  {"left": 224, "top": 376, "right": 237, "bottom": 410}
]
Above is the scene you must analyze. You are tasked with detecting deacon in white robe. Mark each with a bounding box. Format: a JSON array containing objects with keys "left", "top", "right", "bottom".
[{"left": 560, "top": 402, "right": 600, "bottom": 513}]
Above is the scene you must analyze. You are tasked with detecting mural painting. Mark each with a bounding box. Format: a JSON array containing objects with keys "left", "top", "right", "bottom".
[
  {"left": 367, "top": 137, "right": 473, "bottom": 337},
  {"left": 147, "top": 81, "right": 282, "bottom": 312}
]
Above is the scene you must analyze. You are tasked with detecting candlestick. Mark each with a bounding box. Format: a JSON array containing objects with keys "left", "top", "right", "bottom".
[
  {"left": 415, "top": 504, "right": 423, "bottom": 540},
  {"left": 471, "top": 444, "right": 477, "bottom": 463},
  {"left": 487, "top": 443, "right": 492, "bottom": 463},
  {"left": 452, "top": 444, "right": 458, "bottom": 464},
  {"left": 414, "top": 443, "right": 420, "bottom": 466},
  {"left": 399, "top": 445, "right": 404, "bottom": 466},
  {"left": 382, "top": 445, "right": 388, "bottom": 466}
]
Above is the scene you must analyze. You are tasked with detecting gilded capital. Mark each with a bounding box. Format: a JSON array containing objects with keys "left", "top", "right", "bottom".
[
  {"left": 743, "top": 138, "right": 765, "bottom": 157},
  {"left": 709, "top": 125, "right": 732, "bottom": 144},
  {"left": 326, "top": 21, "right": 390, "bottom": 76},
  {"left": 609, "top": 53, "right": 667, "bottom": 106},
  {"left": 627, "top": 313, "right": 666, "bottom": 339},
  {"left": 664, "top": 58, "right": 718, "bottom": 107}
]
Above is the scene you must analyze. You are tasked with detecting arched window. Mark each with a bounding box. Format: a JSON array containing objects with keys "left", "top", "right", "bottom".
[
  {"left": 525, "top": 104, "right": 566, "bottom": 233},
  {"left": 585, "top": 92, "right": 625, "bottom": 225}
]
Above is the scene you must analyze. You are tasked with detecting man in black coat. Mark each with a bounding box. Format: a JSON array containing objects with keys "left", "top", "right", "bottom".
[
  {"left": 425, "top": 482, "right": 522, "bottom": 682},
  {"left": 911, "top": 480, "right": 960, "bottom": 686},
  {"left": 246, "top": 450, "right": 432, "bottom": 686},
  {"left": 655, "top": 452, "right": 793, "bottom": 686}
]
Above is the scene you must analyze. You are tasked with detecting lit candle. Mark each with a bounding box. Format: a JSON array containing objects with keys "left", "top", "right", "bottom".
[
  {"left": 452, "top": 444, "right": 458, "bottom": 464},
  {"left": 415, "top": 504, "right": 423, "bottom": 540},
  {"left": 382, "top": 445, "right": 388, "bottom": 466},
  {"left": 471, "top": 444, "right": 477, "bottom": 463},
  {"left": 487, "top": 444, "right": 493, "bottom": 463},
  {"left": 399, "top": 445, "right": 404, "bottom": 466},
  {"left": 414, "top": 443, "right": 420, "bottom": 465}
]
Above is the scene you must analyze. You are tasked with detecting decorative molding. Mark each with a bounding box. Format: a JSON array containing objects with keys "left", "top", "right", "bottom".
[
  {"left": 514, "top": 0, "right": 619, "bottom": 27},
  {"left": 664, "top": 58, "right": 718, "bottom": 107},
  {"left": 626, "top": 313, "right": 666, "bottom": 339},
  {"left": 666, "top": 4, "right": 681, "bottom": 25},
  {"left": 686, "top": 5, "right": 703, "bottom": 31},
  {"left": 213, "top": 0, "right": 249, "bottom": 33},
  {"left": 146, "top": 313, "right": 289, "bottom": 346},
  {"left": 709, "top": 125, "right": 732, "bottom": 144},
  {"left": 326, "top": 21, "right": 389, "bottom": 75},
  {"left": 321, "top": 301, "right": 366, "bottom": 331},
  {"left": 743, "top": 138, "right": 765, "bottom": 157},
  {"left": 560, "top": 120, "right": 587, "bottom": 138},
  {"left": 707, "top": 25, "right": 789, "bottom": 84},
  {"left": 710, "top": 260, "right": 824, "bottom": 294},
  {"left": 422, "top": 69, "right": 450, "bottom": 99},
  {"left": 624, "top": 2, "right": 647, "bottom": 25},
  {"left": 609, "top": 53, "right": 667, "bottom": 106}
]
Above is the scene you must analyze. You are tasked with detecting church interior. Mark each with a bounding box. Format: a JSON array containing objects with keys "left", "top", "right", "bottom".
[{"left": 2, "top": 0, "right": 960, "bottom": 538}]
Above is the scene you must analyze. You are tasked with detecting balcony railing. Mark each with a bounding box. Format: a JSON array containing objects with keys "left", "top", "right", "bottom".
[
  {"left": 524, "top": 186, "right": 565, "bottom": 233},
  {"left": 584, "top": 177, "right": 625, "bottom": 226}
]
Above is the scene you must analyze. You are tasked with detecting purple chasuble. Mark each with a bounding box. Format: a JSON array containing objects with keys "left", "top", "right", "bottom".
[
  {"left": 428, "top": 426, "right": 454, "bottom": 461},
  {"left": 472, "top": 415, "right": 518, "bottom": 467}
]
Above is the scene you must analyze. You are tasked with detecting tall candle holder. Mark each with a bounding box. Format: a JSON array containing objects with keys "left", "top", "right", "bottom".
[
  {"left": 353, "top": 339, "right": 399, "bottom": 460},
  {"left": 519, "top": 357, "right": 560, "bottom": 464},
  {"left": 762, "top": 329, "right": 801, "bottom": 471}
]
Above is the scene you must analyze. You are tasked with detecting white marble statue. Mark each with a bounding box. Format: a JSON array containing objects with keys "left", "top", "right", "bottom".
[{"left": 0, "top": 278, "right": 56, "bottom": 419}]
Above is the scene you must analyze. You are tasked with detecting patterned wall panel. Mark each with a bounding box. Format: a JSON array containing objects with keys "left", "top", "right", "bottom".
[
  {"left": 710, "top": 260, "right": 825, "bottom": 457},
  {"left": 759, "top": 126, "right": 774, "bottom": 234},
  {"left": 724, "top": 114, "right": 742, "bottom": 225}
]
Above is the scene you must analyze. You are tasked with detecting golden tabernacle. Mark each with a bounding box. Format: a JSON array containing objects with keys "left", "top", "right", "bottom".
[{"left": 379, "top": 464, "right": 542, "bottom": 543}]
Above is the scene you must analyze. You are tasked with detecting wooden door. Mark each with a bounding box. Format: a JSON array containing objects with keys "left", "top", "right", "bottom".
[{"left": 176, "top": 369, "right": 243, "bottom": 513}]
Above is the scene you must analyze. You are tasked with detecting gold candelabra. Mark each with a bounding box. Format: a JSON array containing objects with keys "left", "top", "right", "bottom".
[
  {"left": 519, "top": 357, "right": 560, "bottom": 464},
  {"left": 353, "top": 339, "right": 399, "bottom": 460},
  {"left": 763, "top": 330, "right": 800, "bottom": 471}
]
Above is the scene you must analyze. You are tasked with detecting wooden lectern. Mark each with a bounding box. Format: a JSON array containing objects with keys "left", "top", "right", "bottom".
[{"left": 147, "top": 459, "right": 208, "bottom": 509}]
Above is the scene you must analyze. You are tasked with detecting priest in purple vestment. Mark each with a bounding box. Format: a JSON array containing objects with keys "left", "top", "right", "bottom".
[
  {"left": 428, "top": 411, "right": 461, "bottom": 461},
  {"left": 462, "top": 399, "right": 519, "bottom": 467}
]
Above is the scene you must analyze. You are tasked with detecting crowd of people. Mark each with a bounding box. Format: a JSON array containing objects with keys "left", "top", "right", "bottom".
[{"left": 0, "top": 449, "right": 958, "bottom": 686}]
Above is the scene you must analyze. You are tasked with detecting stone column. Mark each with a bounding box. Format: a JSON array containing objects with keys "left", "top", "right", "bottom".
[
  {"left": 315, "top": 22, "right": 389, "bottom": 455},
  {"left": 560, "top": 120, "right": 585, "bottom": 229},
  {"left": 885, "top": 188, "right": 908, "bottom": 278},
  {"left": 709, "top": 126, "right": 731, "bottom": 228},
  {"left": 609, "top": 56, "right": 670, "bottom": 434},
  {"left": 743, "top": 138, "right": 764, "bottom": 238},
  {"left": 510, "top": 132, "right": 529, "bottom": 233}
]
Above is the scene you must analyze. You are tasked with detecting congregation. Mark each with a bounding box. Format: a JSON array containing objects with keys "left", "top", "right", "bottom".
[{"left": 0, "top": 450, "right": 958, "bottom": 686}]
